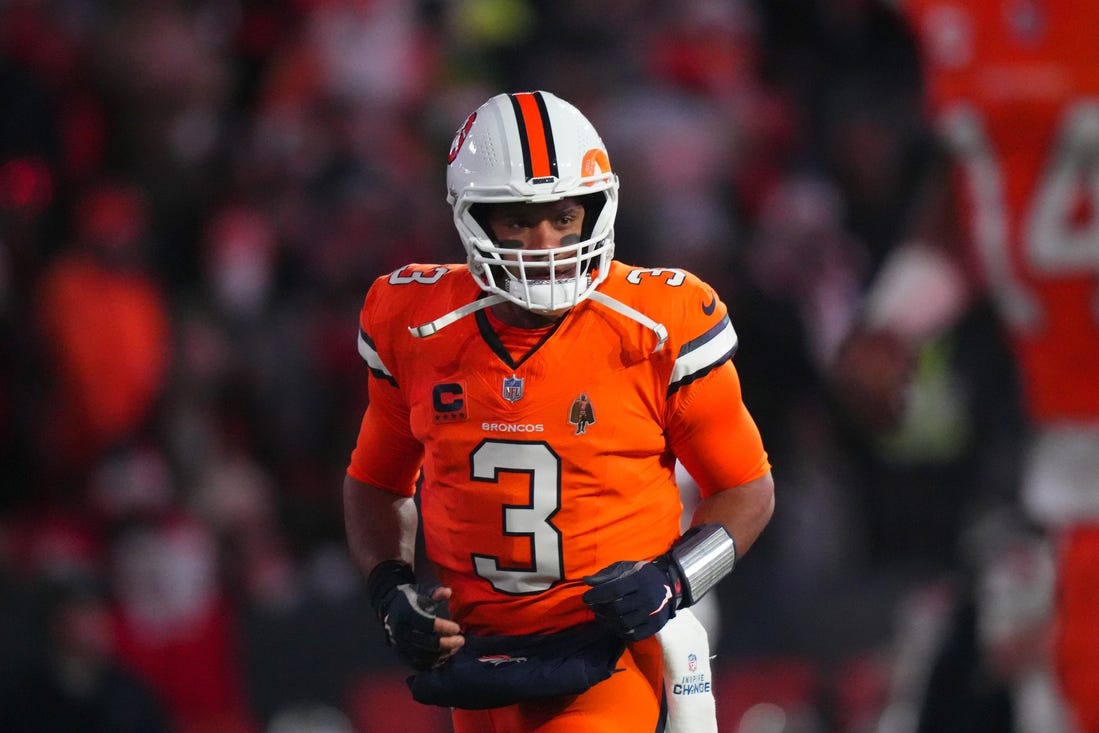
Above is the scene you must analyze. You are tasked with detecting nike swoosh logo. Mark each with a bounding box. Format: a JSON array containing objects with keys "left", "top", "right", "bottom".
[
  {"left": 649, "top": 585, "right": 673, "bottom": 616},
  {"left": 702, "top": 294, "right": 717, "bottom": 316}
]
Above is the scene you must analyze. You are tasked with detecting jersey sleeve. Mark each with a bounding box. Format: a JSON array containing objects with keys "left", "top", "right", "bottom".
[
  {"left": 659, "top": 277, "right": 770, "bottom": 497},
  {"left": 345, "top": 279, "right": 425, "bottom": 496},
  {"left": 665, "top": 359, "right": 771, "bottom": 497}
]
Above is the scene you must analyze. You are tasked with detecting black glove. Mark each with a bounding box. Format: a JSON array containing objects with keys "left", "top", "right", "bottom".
[
  {"left": 581, "top": 558, "right": 681, "bottom": 640},
  {"left": 367, "top": 560, "right": 450, "bottom": 670}
]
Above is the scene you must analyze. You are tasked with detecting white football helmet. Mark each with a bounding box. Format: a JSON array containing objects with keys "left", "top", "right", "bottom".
[{"left": 446, "top": 91, "right": 619, "bottom": 312}]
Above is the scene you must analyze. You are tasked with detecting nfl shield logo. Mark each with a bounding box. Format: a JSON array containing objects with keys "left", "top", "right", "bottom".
[
  {"left": 687, "top": 653, "right": 697, "bottom": 672},
  {"left": 502, "top": 374, "right": 524, "bottom": 402}
]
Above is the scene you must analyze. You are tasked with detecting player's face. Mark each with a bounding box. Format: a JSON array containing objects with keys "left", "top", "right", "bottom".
[{"left": 485, "top": 198, "right": 586, "bottom": 275}]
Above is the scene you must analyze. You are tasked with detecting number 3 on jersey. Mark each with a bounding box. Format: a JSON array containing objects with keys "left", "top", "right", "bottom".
[{"left": 470, "top": 440, "right": 564, "bottom": 594}]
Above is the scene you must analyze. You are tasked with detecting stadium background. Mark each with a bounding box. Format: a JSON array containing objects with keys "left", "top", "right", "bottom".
[{"left": 0, "top": 1, "right": 1033, "bottom": 731}]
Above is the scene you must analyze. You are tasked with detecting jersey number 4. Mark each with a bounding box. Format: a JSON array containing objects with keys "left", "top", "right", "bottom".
[{"left": 941, "top": 101, "right": 1099, "bottom": 329}]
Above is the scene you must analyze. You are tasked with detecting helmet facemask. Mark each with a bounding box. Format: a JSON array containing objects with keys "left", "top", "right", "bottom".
[{"left": 459, "top": 191, "right": 617, "bottom": 313}]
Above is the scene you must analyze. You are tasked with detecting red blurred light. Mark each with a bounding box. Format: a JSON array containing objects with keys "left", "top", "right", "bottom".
[{"left": 0, "top": 157, "right": 54, "bottom": 215}]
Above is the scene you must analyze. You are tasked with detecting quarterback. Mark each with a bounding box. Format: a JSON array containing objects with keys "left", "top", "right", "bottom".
[{"left": 343, "top": 91, "right": 775, "bottom": 732}]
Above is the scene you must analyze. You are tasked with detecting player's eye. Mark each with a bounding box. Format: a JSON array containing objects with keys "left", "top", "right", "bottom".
[{"left": 556, "top": 210, "right": 580, "bottom": 227}]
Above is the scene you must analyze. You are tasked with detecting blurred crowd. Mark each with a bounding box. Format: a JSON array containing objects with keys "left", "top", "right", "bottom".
[{"left": 0, "top": 1, "right": 1040, "bottom": 731}]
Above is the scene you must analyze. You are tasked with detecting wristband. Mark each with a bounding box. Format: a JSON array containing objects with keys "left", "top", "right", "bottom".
[{"left": 667, "top": 523, "right": 736, "bottom": 607}]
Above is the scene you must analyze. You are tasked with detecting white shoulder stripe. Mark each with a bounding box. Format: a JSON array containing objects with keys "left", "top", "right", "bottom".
[
  {"left": 357, "top": 329, "right": 393, "bottom": 377},
  {"left": 670, "top": 318, "right": 738, "bottom": 389}
]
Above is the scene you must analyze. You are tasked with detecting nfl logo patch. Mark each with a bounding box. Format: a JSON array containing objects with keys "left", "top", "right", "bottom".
[
  {"left": 687, "top": 653, "right": 697, "bottom": 672},
  {"left": 502, "top": 374, "right": 524, "bottom": 403}
]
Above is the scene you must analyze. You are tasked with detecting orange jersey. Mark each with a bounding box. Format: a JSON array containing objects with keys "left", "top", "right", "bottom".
[
  {"left": 905, "top": 0, "right": 1099, "bottom": 421},
  {"left": 348, "top": 261, "right": 770, "bottom": 636}
]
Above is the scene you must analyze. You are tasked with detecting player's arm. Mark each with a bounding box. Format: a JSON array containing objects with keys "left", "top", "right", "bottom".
[
  {"left": 584, "top": 358, "right": 774, "bottom": 640},
  {"left": 667, "top": 356, "right": 774, "bottom": 553},
  {"left": 343, "top": 391, "right": 464, "bottom": 669},
  {"left": 580, "top": 471, "right": 773, "bottom": 642},
  {"left": 690, "top": 470, "right": 775, "bottom": 559},
  {"left": 346, "top": 293, "right": 463, "bottom": 668},
  {"left": 343, "top": 473, "right": 418, "bottom": 577},
  {"left": 343, "top": 475, "right": 464, "bottom": 669}
]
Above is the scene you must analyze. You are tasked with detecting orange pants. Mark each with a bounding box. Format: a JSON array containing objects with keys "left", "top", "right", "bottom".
[
  {"left": 1055, "top": 525, "right": 1099, "bottom": 733},
  {"left": 451, "top": 637, "right": 664, "bottom": 733}
]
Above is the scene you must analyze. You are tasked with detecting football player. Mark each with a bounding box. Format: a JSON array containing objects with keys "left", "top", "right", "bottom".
[
  {"left": 831, "top": 2, "right": 1099, "bottom": 730},
  {"left": 343, "top": 90, "right": 775, "bottom": 732}
]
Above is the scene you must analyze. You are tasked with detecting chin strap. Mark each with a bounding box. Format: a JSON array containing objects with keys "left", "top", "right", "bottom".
[
  {"left": 587, "top": 291, "right": 668, "bottom": 352},
  {"left": 408, "top": 294, "right": 507, "bottom": 338},
  {"left": 409, "top": 290, "right": 668, "bottom": 353}
]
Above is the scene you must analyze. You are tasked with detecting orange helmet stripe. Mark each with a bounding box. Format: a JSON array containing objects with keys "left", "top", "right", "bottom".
[{"left": 509, "top": 92, "right": 558, "bottom": 181}]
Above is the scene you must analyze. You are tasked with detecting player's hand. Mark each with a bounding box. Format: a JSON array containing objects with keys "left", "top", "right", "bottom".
[
  {"left": 368, "top": 562, "right": 464, "bottom": 670},
  {"left": 581, "top": 560, "right": 678, "bottom": 640},
  {"left": 829, "top": 328, "right": 915, "bottom": 433},
  {"left": 381, "top": 584, "right": 464, "bottom": 670}
]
